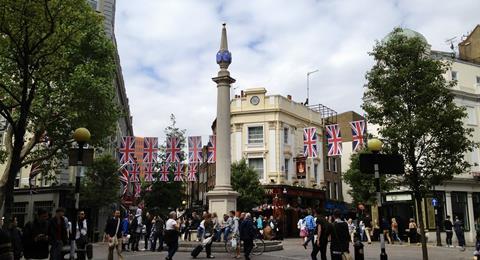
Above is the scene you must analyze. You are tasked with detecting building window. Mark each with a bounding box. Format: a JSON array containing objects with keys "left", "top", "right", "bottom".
[
  {"left": 332, "top": 158, "right": 337, "bottom": 173},
  {"left": 466, "top": 106, "right": 477, "bottom": 125},
  {"left": 87, "top": 0, "right": 98, "bottom": 10},
  {"left": 14, "top": 176, "right": 20, "bottom": 188},
  {"left": 333, "top": 182, "right": 338, "bottom": 200},
  {"left": 248, "top": 158, "right": 264, "bottom": 179},
  {"left": 12, "top": 202, "right": 28, "bottom": 228},
  {"left": 314, "top": 164, "right": 318, "bottom": 183},
  {"left": 451, "top": 71, "right": 458, "bottom": 81},
  {"left": 473, "top": 193, "right": 480, "bottom": 231},
  {"left": 476, "top": 76, "right": 480, "bottom": 85},
  {"left": 34, "top": 201, "right": 54, "bottom": 216},
  {"left": 248, "top": 126, "right": 263, "bottom": 144},
  {"left": 284, "top": 159, "right": 289, "bottom": 178},
  {"left": 451, "top": 192, "right": 469, "bottom": 231},
  {"left": 471, "top": 147, "right": 479, "bottom": 165},
  {"left": 326, "top": 157, "right": 330, "bottom": 171},
  {"left": 283, "top": 127, "right": 289, "bottom": 144},
  {"left": 326, "top": 181, "right": 330, "bottom": 199}
]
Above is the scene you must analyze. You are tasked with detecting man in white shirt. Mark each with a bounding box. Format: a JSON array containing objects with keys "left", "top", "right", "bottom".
[
  {"left": 76, "top": 211, "right": 88, "bottom": 260},
  {"left": 165, "top": 212, "right": 180, "bottom": 260}
]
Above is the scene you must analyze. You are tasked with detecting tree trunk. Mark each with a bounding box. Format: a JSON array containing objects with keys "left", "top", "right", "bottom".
[{"left": 415, "top": 194, "right": 429, "bottom": 260}]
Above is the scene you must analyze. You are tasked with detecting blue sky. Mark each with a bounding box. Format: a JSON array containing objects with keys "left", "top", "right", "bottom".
[{"left": 115, "top": 0, "right": 480, "bottom": 140}]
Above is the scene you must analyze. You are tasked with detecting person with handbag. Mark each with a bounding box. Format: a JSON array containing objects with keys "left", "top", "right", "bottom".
[
  {"left": 164, "top": 211, "right": 180, "bottom": 260},
  {"left": 75, "top": 211, "right": 88, "bottom": 260},
  {"left": 330, "top": 209, "right": 351, "bottom": 260},
  {"left": 202, "top": 213, "right": 215, "bottom": 259},
  {"left": 105, "top": 210, "right": 123, "bottom": 260}
]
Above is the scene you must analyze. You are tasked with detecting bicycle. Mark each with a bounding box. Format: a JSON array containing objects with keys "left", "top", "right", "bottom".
[{"left": 225, "top": 234, "right": 265, "bottom": 256}]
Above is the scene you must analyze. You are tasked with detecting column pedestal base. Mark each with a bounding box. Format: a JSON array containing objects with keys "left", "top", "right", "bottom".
[{"left": 207, "top": 189, "right": 238, "bottom": 216}]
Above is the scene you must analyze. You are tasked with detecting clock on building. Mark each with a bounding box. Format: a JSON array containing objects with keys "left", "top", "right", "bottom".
[{"left": 250, "top": 96, "right": 260, "bottom": 105}]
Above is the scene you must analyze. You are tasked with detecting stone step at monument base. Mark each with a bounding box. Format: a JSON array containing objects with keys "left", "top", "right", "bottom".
[{"left": 177, "top": 241, "right": 283, "bottom": 252}]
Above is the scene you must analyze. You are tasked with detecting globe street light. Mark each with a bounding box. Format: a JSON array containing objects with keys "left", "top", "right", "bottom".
[{"left": 367, "top": 138, "right": 387, "bottom": 260}]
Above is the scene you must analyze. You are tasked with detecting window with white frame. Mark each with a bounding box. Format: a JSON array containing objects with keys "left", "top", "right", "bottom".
[
  {"left": 248, "top": 158, "right": 264, "bottom": 179},
  {"left": 334, "top": 182, "right": 338, "bottom": 200},
  {"left": 284, "top": 158, "right": 289, "bottom": 178},
  {"left": 248, "top": 126, "right": 264, "bottom": 144},
  {"left": 314, "top": 164, "right": 318, "bottom": 183},
  {"left": 466, "top": 106, "right": 477, "bottom": 125},
  {"left": 451, "top": 71, "right": 458, "bottom": 81},
  {"left": 332, "top": 158, "right": 337, "bottom": 173},
  {"left": 283, "top": 127, "right": 289, "bottom": 144},
  {"left": 470, "top": 147, "right": 479, "bottom": 165},
  {"left": 88, "top": 0, "right": 98, "bottom": 10},
  {"left": 326, "top": 157, "right": 330, "bottom": 171},
  {"left": 326, "top": 181, "right": 331, "bottom": 199},
  {"left": 477, "top": 76, "right": 480, "bottom": 85}
]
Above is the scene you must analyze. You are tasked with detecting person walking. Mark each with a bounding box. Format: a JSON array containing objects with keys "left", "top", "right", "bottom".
[
  {"left": 48, "top": 208, "right": 68, "bottom": 260},
  {"left": 240, "top": 213, "right": 256, "bottom": 260},
  {"left": 381, "top": 218, "right": 392, "bottom": 244},
  {"left": 408, "top": 218, "right": 418, "bottom": 245},
  {"left": 364, "top": 214, "right": 372, "bottom": 244},
  {"left": 0, "top": 219, "right": 14, "bottom": 260},
  {"left": 151, "top": 215, "right": 164, "bottom": 252},
  {"left": 358, "top": 221, "right": 365, "bottom": 242},
  {"left": 454, "top": 216, "right": 466, "bottom": 251},
  {"left": 347, "top": 218, "right": 355, "bottom": 243},
  {"left": 303, "top": 209, "right": 317, "bottom": 249},
  {"left": 224, "top": 212, "right": 234, "bottom": 241},
  {"left": 73, "top": 211, "right": 88, "bottom": 260},
  {"left": 231, "top": 211, "right": 241, "bottom": 259},
  {"left": 444, "top": 215, "right": 453, "bottom": 247},
  {"left": 132, "top": 209, "right": 142, "bottom": 251},
  {"left": 391, "top": 218, "right": 402, "bottom": 244},
  {"left": 23, "top": 208, "right": 50, "bottom": 259},
  {"left": 105, "top": 210, "right": 123, "bottom": 260},
  {"left": 329, "top": 209, "right": 350, "bottom": 260},
  {"left": 8, "top": 217, "right": 23, "bottom": 260},
  {"left": 212, "top": 213, "right": 221, "bottom": 242},
  {"left": 164, "top": 211, "right": 180, "bottom": 260},
  {"left": 144, "top": 212, "right": 153, "bottom": 251},
  {"left": 311, "top": 212, "right": 331, "bottom": 260},
  {"left": 121, "top": 214, "right": 130, "bottom": 252},
  {"left": 202, "top": 213, "right": 215, "bottom": 259}
]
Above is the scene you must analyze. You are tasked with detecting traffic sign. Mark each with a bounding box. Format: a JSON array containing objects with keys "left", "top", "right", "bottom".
[{"left": 432, "top": 198, "right": 439, "bottom": 207}]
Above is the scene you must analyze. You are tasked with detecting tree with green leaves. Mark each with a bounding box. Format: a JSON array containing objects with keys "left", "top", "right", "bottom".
[
  {"left": 343, "top": 149, "right": 397, "bottom": 206},
  {"left": 363, "top": 28, "right": 475, "bottom": 260},
  {"left": 142, "top": 114, "right": 184, "bottom": 215},
  {"left": 231, "top": 159, "right": 265, "bottom": 212},
  {"left": 80, "top": 154, "right": 119, "bottom": 239},
  {"left": 0, "top": 0, "right": 118, "bottom": 219}
]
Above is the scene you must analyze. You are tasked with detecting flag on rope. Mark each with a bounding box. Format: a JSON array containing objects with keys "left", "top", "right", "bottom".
[
  {"left": 129, "top": 163, "right": 140, "bottom": 183},
  {"left": 119, "top": 167, "right": 130, "bottom": 195},
  {"left": 326, "top": 124, "right": 343, "bottom": 156},
  {"left": 188, "top": 136, "right": 203, "bottom": 163},
  {"left": 303, "top": 127, "right": 318, "bottom": 158},
  {"left": 350, "top": 120, "right": 366, "bottom": 152},
  {"left": 143, "top": 137, "right": 159, "bottom": 163},
  {"left": 159, "top": 163, "right": 170, "bottom": 182},
  {"left": 144, "top": 163, "right": 154, "bottom": 182},
  {"left": 119, "top": 136, "right": 136, "bottom": 164},
  {"left": 134, "top": 182, "right": 141, "bottom": 198},
  {"left": 166, "top": 136, "right": 182, "bottom": 163},
  {"left": 187, "top": 163, "right": 198, "bottom": 182},
  {"left": 207, "top": 135, "right": 216, "bottom": 163},
  {"left": 173, "top": 163, "right": 184, "bottom": 182}
]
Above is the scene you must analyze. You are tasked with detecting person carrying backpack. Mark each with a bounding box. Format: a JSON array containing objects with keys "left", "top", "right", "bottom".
[
  {"left": 330, "top": 209, "right": 350, "bottom": 260},
  {"left": 303, "top": 209, "right": 317, "bottom": 249}
]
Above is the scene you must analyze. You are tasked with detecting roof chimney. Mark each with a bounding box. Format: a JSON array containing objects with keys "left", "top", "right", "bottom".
[{"left": 287, "top": 95, "right": 292, "bottom": 101}]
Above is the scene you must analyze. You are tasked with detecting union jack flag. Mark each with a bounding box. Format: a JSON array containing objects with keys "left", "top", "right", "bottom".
[
  {"left": 159, "top": 163, "right": 170, "bottom": 182},
  {"left": 326, "top": 124, "right": 343, "bottom": 156},
  {"left": 350, "top": 120, "right": 366, "bottom": 152},
  {"left": 188, "top": 136, "right": 203, "bottom": 163},
  {"left": 207, "top": 135, "right": 216, "bottom": 163},
  {"left": 119, "top": 136, "right": 136, "bottom": 164},
  {"left": 119, "top": 167, "right": 130, "bottom": 195},
  {"left": 303, "top": 127, "right": 318, "bottom": 158},
  {"left": 173, "top": 163, "right": 184, "bottom": 182},
  {"left": 143, "top": 137, "right": 159, "bottom": 163},
  {"left": 134, "top": 182, "right": 141, "bottom": 198},
  {"left": 144, "top": 163, "right": 154, "bottom": 182},
  {"left": 166, "top": 136, "right": 182, "bottom": 163},
  {"left": 187, "top": 163, "right": 198, "bottom": 182},
  {"left": 128, "top": 163, "right": 140, "bottom": 183}
]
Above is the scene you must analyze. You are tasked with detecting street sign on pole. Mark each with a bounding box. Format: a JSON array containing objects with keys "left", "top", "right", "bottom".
[
  {"left": 359, "top": 154, "right": 404, "bottom": 175},
  {"left": 432, "top": 198, "right": 439, "bottom": 207}
]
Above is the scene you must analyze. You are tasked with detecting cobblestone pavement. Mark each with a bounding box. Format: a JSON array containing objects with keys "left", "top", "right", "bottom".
[{"left": 92, "top": 238, "right": 476, "bottom": 260}]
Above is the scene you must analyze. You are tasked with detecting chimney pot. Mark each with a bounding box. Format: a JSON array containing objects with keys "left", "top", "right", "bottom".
[{"left": 287, "top": 95, "right": 292, "bottom": 100}]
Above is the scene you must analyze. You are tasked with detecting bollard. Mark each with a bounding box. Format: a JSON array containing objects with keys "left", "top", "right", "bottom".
[{"left": 354, "top": 239, "right": 364, "bottom": 260}]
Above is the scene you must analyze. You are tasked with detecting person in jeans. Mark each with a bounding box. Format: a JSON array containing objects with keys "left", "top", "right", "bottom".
[
  {"left": 151, "top": 215, "right": 164, "bottom": 252},
  {"left": 105, "top": 210, "right": 123, "bottom": 260},
  {"left": 444, "top": 215, "right": 453, "bottom": 247},
  {"left": 75, "top": 211, "right": 88, "bottom": 260},
  {"left": 303, "top": 209, "right": 316, "bottom": 249},
  {"left": 391, "top": 218, "right": 402, "bottom": 244},
  {"left": 454, "top": 216, "right": 466, "bottom": 251},
  {"left": 224, "top": 211, "right": 234, "bottom": 241},
  {"left": 164, "top": 211, "right": 180, "bottom": 260},
  {"left": 48, "top": 208, "right": 68, "bottom": 260},
  {"left": 311, "top": 211, "right": 331, "bottom": 260},
  {"left": 363, "top": 214, "right": 372, "bottom": 244},
  {"left": 203, "top": 213, "right": 215, "bottom": 259},
  {"left": 330, "top": 209, "right": 350, "bottom": 260}
]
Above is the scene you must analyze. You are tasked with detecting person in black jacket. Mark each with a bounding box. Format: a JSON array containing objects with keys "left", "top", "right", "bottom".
[
  {"left": 444, "top": 215, "right": 453, "bottom": 247},
  {"left": 105, "top": 210, "right": 123, "bottom": 260},
  {"left": 330, "top": 209, "right": 350, "bottom": 260},
  {"left": 48, "top": 208, "right": 68, "bottom": 260},
  {"left": 311, "top": 211, "right": 331, "bottom": 260},
  {"left": 23, "top": 208, "right": 50, "bottom": 259},
  {"left": 144, "top": 212, "right": 153, "bottom": 251},
  {"left": 8, "top": 217, "right": 23, "bottom": 260},
  {"left": 240, "top": 213, "right": 256, "bottom": 260}
]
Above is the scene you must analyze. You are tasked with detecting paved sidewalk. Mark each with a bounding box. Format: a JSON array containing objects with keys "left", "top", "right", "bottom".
[{"left": 92, "top": 238, "right": 477, "bottom": 260}]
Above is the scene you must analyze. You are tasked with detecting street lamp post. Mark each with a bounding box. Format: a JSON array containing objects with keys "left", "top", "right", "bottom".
[
  {"left": 71, "top": 127, "right": 91, "bottom": 260},
  {"left": 367, "top": 138, "right": 387, "bottom": 260},
  {"left": 306, "top": 69, "right": 319, "bottom": 105}
]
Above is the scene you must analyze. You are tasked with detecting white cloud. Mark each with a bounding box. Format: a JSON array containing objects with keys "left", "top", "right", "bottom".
[{"left": 115, "top": 0, "right": 480, "bottom": 141}]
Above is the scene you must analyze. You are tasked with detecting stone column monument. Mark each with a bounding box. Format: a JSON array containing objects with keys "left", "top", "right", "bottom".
[{"left": 207, "top": 24, "right": 239, "bottom": 215}]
